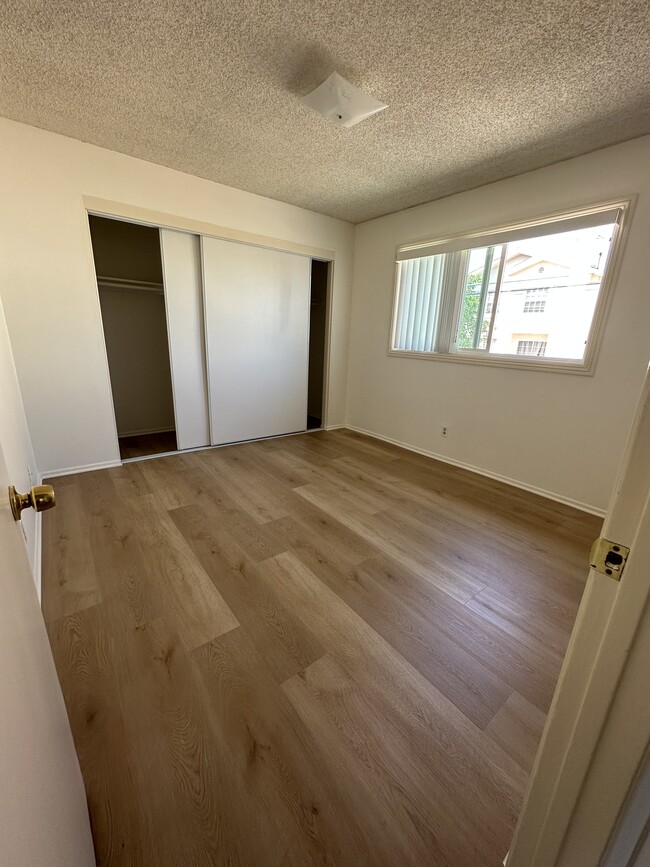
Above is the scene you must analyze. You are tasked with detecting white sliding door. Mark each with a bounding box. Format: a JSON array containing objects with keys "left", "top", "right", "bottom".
[
  {"left": 160, "top": 229, "right": 210, "bottom": 450},
  {"left": 201, "top": 237, "right": 310, "bottom": 445}
]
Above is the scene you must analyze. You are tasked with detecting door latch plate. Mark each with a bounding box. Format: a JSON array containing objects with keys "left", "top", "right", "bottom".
[{"left": 589, "top": 537, "right": 630, "bottom": 581}]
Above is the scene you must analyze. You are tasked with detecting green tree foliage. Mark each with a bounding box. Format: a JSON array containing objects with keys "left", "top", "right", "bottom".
[{"left": 457, "top": 272, "right": 488, "bottom": 349}]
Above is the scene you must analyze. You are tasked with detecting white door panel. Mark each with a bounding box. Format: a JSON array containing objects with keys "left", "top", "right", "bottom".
[
  {"left": 0, "top": 298, "right": 94, "bottom": 865},
  {"left": 201, "top": 237, "right": 310, "bottom": 445},
  {"left": 160, "top": 229, "right": 210, "bottom": 450}
]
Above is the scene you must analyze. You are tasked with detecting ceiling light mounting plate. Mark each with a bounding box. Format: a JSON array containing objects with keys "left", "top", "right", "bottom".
[{"left": 301, "top": 71, "right": 387, "bottom": 129}]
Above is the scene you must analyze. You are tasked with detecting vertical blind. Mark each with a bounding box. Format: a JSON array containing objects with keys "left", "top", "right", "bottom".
[{"left": 392, "top": 255, "right": 444, "bottom": 351}]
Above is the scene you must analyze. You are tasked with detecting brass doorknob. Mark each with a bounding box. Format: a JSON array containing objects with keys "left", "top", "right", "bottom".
[{"left": 8, "top": 485, "right": 56, "bottom": 521}]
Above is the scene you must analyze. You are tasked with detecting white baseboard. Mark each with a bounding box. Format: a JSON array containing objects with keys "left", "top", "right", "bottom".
[
  {"left": 344, "top": 424, "right": 606, "bottom": 518},
  {"left": 325, "top": 423, "right": 345, "bottom": 431},
  {"left": 41, "top": 459, "right": 123, "bottom": 480}
]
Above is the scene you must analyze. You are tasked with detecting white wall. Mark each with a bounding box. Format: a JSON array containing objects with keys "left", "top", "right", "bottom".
[
  {"left": 0, "top": 291, "right": 40, "bottom": 585},
  {"left": 0, "top": 118, "right": 355, "bottom": 476},
  {"left": 99, "top": 288, "right": 175, "bottom": 437},
  {"left": 347, "top": 136, "right": 650, "bottom": 513}
]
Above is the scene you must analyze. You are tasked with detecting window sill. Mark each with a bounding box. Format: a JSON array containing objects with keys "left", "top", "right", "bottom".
[{"left": 387, "top": 348, "right": 595, "bottom": 375}]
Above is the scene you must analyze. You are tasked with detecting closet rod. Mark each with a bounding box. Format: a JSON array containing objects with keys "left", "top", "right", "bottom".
[{"left": 97, "top": 275, "right": 164, "bottom": 293}]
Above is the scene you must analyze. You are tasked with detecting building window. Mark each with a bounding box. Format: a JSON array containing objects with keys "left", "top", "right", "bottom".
[
  {"left": 517, "top": 340, "right": 547, "bottom": 356},
  {"left": 390, "top": 200, "right": 628, "bottom": 372},
  {"left": 526, "top": 287, "right": 549, "bottom": 299},
  {"left": 523, "top": 300, "right": 546, "bottom": 313}
]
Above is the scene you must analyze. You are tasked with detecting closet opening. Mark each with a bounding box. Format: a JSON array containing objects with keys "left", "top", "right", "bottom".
[
  {"left": 307, "top": 259, "right": 329, "bottom": 430},
  {"left": 89, "top": 215, "right": 178, "bottom": 460}
]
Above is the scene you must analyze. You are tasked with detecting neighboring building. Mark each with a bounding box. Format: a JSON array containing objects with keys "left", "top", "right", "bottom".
[{"left": 467, "top": 226, "right": 612, "bottom": 359}]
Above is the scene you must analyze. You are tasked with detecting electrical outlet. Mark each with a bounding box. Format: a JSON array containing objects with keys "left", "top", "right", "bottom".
[{"left": 441, "top": 426, "right": 449, "bottom": 438}]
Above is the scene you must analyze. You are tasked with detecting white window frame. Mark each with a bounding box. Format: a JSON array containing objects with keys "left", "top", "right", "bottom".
[{"left": 388, "top": 198, "right": 633, "bottom": 375}]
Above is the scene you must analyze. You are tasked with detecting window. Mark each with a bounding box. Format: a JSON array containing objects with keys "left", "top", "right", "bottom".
[
  {"left": 391, "top": 255, "right": 444, "bottom": 352},
  {"left": 523, "top": 286, "right": 548, "bottom": 313},
  {"left": 390, "top": 201, "right": 628, "bottom": 372},
  {"left": 517, "top": 340, "right": 547, "bottom": 356}
]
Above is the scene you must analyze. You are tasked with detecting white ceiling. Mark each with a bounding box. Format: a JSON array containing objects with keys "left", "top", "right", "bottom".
[{"left": 1, "top": 0, "right": 649, "bottom": 223}]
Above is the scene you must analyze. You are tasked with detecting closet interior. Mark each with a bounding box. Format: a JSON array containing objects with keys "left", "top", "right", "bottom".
[
  {"left": 308, "top": 259, "right": 328, "bottom": 430},
  {"left": 89, "top": 216, "right": 177, "bottom": 460},
  {"left": 89, "top": 214, "right": 330, "bottom": 462}
]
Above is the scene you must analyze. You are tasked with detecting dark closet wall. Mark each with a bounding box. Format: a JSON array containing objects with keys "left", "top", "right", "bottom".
[
  {"left": 89, "top": 216, "right": 163, "bottom": 283},
  {"left": 308, "top": 260, "right": 328, "bottom": 421},
  {"left": 90, "top": 215, "right": 175, "bottom": 438}
]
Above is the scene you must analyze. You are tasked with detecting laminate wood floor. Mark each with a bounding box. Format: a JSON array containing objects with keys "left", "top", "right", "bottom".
[{"left": 42, "top": 430, "right": 601, "bottom": 867}]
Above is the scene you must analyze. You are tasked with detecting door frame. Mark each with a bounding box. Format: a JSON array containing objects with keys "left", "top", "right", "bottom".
[
  {"left": 83, "top": 197, "right": 338, "bottom": 459},
  {"left": 507, "top": 364, "right": 650, "bottom": 865}
]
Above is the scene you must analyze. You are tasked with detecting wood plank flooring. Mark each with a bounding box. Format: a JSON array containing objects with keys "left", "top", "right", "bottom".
[{"left": 42, "top": 429, "right": 601, "bottom": 867}]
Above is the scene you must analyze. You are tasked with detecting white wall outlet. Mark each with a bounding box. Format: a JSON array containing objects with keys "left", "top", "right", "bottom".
[{"left": 441, "top": 426, "right": 449, "bottom": 438}]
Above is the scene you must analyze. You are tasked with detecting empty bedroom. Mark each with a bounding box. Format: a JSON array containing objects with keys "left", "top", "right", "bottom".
[{"left": 0, "top": 1, "right": 649, "bottom": 866}]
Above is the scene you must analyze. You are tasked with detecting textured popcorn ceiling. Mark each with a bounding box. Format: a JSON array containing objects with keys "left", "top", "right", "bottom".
[{"left": 1, "top": 0, "right": 649, "bottom": 223}]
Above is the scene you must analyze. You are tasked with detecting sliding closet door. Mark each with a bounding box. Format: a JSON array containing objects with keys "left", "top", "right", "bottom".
[
  {"left": 201, "top": 237, "right": 310, "bottom": 445},
  {"left": 160, "top": 229, "right": 210, "bottom": 450}
]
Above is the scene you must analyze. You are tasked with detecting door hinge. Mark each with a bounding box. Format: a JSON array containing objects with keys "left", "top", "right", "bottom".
[{"left": 589, "top": 537, "right": 630, "bottom": 581}]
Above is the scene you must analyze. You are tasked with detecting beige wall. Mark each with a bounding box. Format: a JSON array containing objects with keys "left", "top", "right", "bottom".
[
  {"left": 0, "top": 118, "right": 355, "bottom": 476},
  {"left": 99, "top": 288, "right": 175, "bottom": 437},
  {"left": 346, "top": 136, "right": 650, "bottom": 513}
]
